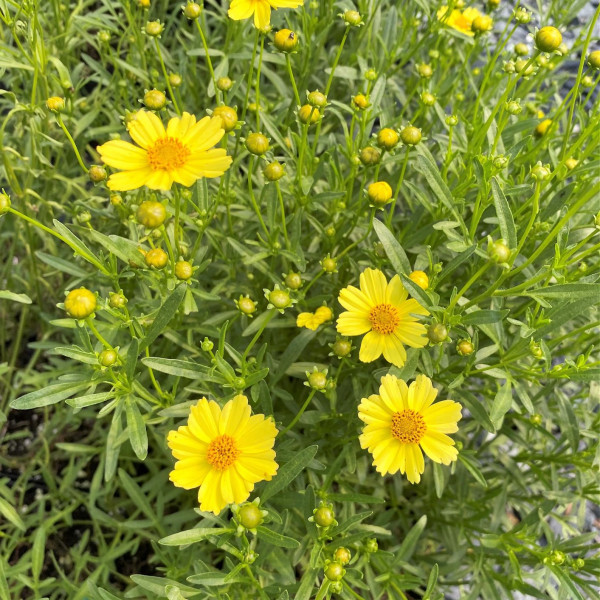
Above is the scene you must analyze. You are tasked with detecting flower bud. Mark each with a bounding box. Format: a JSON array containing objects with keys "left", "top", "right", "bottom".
[
  {"left": 359, "top": 146, "right": 381, "bottom": 166},
  {"left": 331, "top": 338, "right": 352, "bottom": 358},
  {"left": 565, "top": 157, "right": 578, "bottom": 170},
  {"left": 515, "top": 58, "right": 535, "bottom": 76},
  {"left": 488, "top": 0, "right": 500, "bottom": 9},
  {"left": 237, "top": 503, "right": 264, "bottom": 529},
  {"left": 143, "top": 89, "right": 166, "bottom": 110},
  {"left": 109, "top": 292, "right": 127, "bottom": 308},
  {"left": 234, "top": 297, "right": 255, "bottom": 317},
  {"left": 65, "top": 288, "right": 97, "bottom": 319},
  {"left": 169, "top": 73, "right": 182, "bottom": 87},
  {"left": 514, "top": 7, "right": 531, "bottom": 23},
  {"left": 417, "top": 63, "right": 433, "bottom": 78},
  {"left": 445, "top": 115, "right": 458, "bottom": 127},
  {"left": 365, "top": 68, "right": 377, "bottom": 81},
  {"left": 0, "top": 192, "right": 11, "bottom": 214},
  {"left": 457, "top": 339, "right": 474, "bottom": 356},
  {"left": 307, "top": 370, "right": 328, "bottom": 390},
  {"left": 267, "top": 288, "right": 291, "bottom": 310},
  {"left": 514, "top": 43, "right": 529, "bottom": 56},
  {"left": 245, "top": 132, "right": 269, "bottom": 155},
  {"left": 88, "top": 165, "right": 107, "bottom": 183},
  {"left": 217, "top": 76, "right": 233, "bottom": 91},
  {"left": 98, "top": 30, "right": 111, "bottom": 43},
  {"left": 273, "top": 28, "right": 298, "bottom": 52},
  {"left": 530, "top": 413, "right": 542, "bottom": 426},
  {"left": 285, "top": 272, "right": 302, "bottom": 289},
  {"left": 325, "top": 226, "right": 335, "bottom": 237},
  {"left": 377, "top": 127, "right": 399, "bottom": 150},
  {"left": 408, "top": 270, "right": 429, "bottom": 290},
  {"left": 364, "top": 538, "right": 378, "bottom": 553},
  {"left": 321, "top": 256, "right": 337, "bottom": 273},
  {"left": 182, "top": 1, "right": 202, "bottom": 19},
  {"left": 46, "top": 96, "right": 65, "bottom": 112},
  {"left": 138, "top": 0, "right": 150, "bottom": 6},
  {"left": 212, "top": 105, "right": 238, "bottom": 132},
  {"left": 493, "top": 155, "right": 508, "bottom": 169},
  {"left": 352, "top": 93, "right": 369, "bottom": 110},
  {"left": 588, "top": 50, "right": 600, "bottom": 70},
  {"left": 145, "top": 20, "right": 163, "bottom": 37},
  {"left": 264, "top": 161, "right": 285, "bottom": 181},
  {"left": 145, "top": 248, "right": 168, "bottom": 269},
  {"left": 313, "top": 504, "right": 335, "bottom": 527},
  {"left": 98, "top": 349, "right": 118, "bottom": 367},
  {"left": 298, "top": 104, "right": 320, "bottom": 124},
  {"left": 400, "top": 125, "right": 422, "bottom": 145},
  {"left": 307, "top": 90, "right": 327, "bottom": 108},
  {"left": 333, "top": 547, "right": 351, "bottom": 565},
  {"left": 367, "top": 181, "right": 393, "bottom": 206},
  {"left": 505, "top": 100, "right": 522, "bottom": 114},
  {"left": 421, "top": 91, "right": 436, "bottom": 106},
  {"left": 581, "top": 75, "right": 593, "bottom": 88},
  {"left": 201, "top": 338, "right": 214, "bottom": 352},
  {"left": 534, "top": 119, "right": 552, "bottom": 137},
  {"left": 137, "top": 200, "right": 166, "bottom": 228},
  {"left": 174, "top": 260, "right": 193, "bottom": 280},
  {"left": 343, "top": 10, "right": 362, "bottom": 26},
  {"left": 324, "top": 562, "right": 345, "bottom": 582},
  {"left": 472, "top": 15, "right": 493, "bottom": 34},
  {"left": 488, "top": 240, "right": 510, "bottom": 263},
  {"left": 427, "top": 323, "right": 448, "bottom": 344},
  {"left": 531, "top": 162, "right": 551, "bottom": 181},
  {"left": 535, "top": 26, "right": 562, "bottom": 53}
]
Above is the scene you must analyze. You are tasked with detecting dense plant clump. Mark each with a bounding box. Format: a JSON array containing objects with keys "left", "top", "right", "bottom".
[{"left": 1, "top": 0, "right": 599, "bottom": 599}]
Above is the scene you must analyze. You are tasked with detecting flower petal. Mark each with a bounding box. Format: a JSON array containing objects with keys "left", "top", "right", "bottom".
[
  {"left": 382, "top": 333, "right": 407, "bottom": 367},
  {"left": 106, "top": 168, "right": 153, "bottom": 191},
  {"left": 422, "top": 400, "right": 463, "bottom": 433},
  {"left": 359, "top": 330, "right": 385, "bottom": 363},
  {"left": 166, "top": 112, "right": 197, "bottom": 139},
  {"left": 97, "top": 140, "right": 149, "bottom": 170},
  {"left": 386, "top": 274, "right": 408, "bottom": 305},
  {"left": 338, "top": 285, "right": 373, "bottom": 313},
  {"left": 144, "top": 169, "right": 174, "bottom": 191},
  {"left": 360, "top": 268, "right": 388, "bottom": 305},
  {"left": 408, "top": 374, "right": 438, "bottom": 413},
  {"left": 183, "top": 116, "right": 225, "bottom": 152},
  {"left": 253, "top": 0, "right": 271, "bottom": 28},
  {"left": 336, "top": 311, "right": 371, "bottom": 336},
  {"left": 127, "top": 110, "right": 166, "bottom": 149},
  {"left": 404, "top": 444, "right": 424, "bottom": 484},
  {"left": 228, "top": 0, "right": 255, "bottom": 20},
  {"left": 420, "top": 430, "right": 458, "bottom": 465},
  {"left": 379, "top": 374, "right": 408, "bottom": 412},
  {"left": 185, "top": 149, "right": 233, "bottom": 178}
]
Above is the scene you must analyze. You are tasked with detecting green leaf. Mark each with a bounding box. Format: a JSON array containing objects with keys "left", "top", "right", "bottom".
[
  {"left": 87, "top": 230, "right": 145, "bottom": 266},
  {"left": 491, "top": 177, "right": 517, "bottom": 249},
  {"left": 326, "top": 492, "right": 385, "bottom": 504},
  {"left": 436, "top": 245, "right": 476, "bottom": 283},
  {"left": 414, "top": 148, "right": 460, "bottom": 219},
  {"left": 272, "top": 329, "right": 316, "bottom": 383},
  {"left": 393, "top": 515, "right": 427, "bottom": 564},
  {"left": 66, "top": 392, "right": 115, "bottom": 409},
  {"left": 159, "top": 527, "right": 234, "bottom": 546},
  {"left": 557, "top": 392, "right": 579, "bottom": 452},
  {"left": 399, "top": 273, "right": 432, "bottom": 309},
  {"left": 118, "top": 469, "right": 156, "bottom": 522},
  {"left": 125, "top": 396, "right": 148, "bottom": 460},
  {"left": 461, "top": 309, "right": 509, "bottom": 325},
  {"left": 53, "top": 346, "right": 98, "bottom": 364},
  {"left": 261, "top": 445, "right": 318, "bottom": 502},
  {"left": 0, "top": 497, "right": 26, "bottom": 531},
  {"left": 10, "top": 381, "right": 89, "bottom": 409},
  {"left": 0, "top": 561, "right": 10, "bottom": 600},
  {"left": 142, "top": 357, "right": 224, "bottom": 382},
  {"left": 125, "top": 338, "right": 139, "bottom": 383},
  {"left": 329, "top": 511, "right": 373, "bottom": 536},
  {"left": 422, "top": 564, "right": 439, "bottom": 600},
  {"left": 31, "top": 526, "right": 45, "bottom": 583},
  {"left": 457, "top": 453, "right": 488, "bottom": 487},
  {"left": 36, "top": 250, "right": 90, "bottom": 277},
  {"left": 0, "top": 290, "right": 32, "bottom": 304},
  {"left": 294, "top": 567, "right": 319, "bottom": 600},
  {"left": 139, "top": 284, "right": 187, "bottom": 351},
  {"left": 433, "top": 462, "right": 446, "bottom": 498},
  {"left": 256, "top": 526, "right": 300, "bottom": 548},
  {"left": 547, "top": 565, "right": 584, "bottom": 600},
  {"left": 526, "top": 283, "right": 600, "bottom": 300},
  {"left": 53, "top": 220, "right": 107, "bottom": 274},
  {"left": 373, "top": 218, "right": 411, "bottom": 275},
  {"left": 490, "top": 382, "right": 512, "bottom": 430}
]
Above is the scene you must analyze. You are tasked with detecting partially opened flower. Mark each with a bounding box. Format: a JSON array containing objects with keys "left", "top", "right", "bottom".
[
  {"left": 437, "top": 5, "right": 481, "bottom": 36},
  {"left": 167, "top": 395, "right": 278, "bottom": 515},
  {"left": 358, "top": 374, "right": 462, "bottom": 484},
  {"left": 336, "top": 268, "right": 429, "bottom": 367},
  {"left": 228, "top": 0, "right": 305, "bottom": 30},
  {"left": 97, "top": 110, "right": 231, "bottom": 191}
]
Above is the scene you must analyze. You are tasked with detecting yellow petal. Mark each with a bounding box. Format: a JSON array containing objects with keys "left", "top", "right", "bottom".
[
  {"left": 270, "top": 0, "right": 304, "bottom": 6},
  {"left": 171, "top": 166, "right": 202, "bottom": 187},
  {"left": 253, "top": 0, "right": 271, "bottom": 28},
  {"left": 394, "top": 320, "right": 428, "bottom": 348},
  {"left": 420, "top": 431, "right": 458, "bottom": 465},
  {"left": 198, "top": 470, "right": 226, "bottom": 515},
  {"left": 404, "top": 444, "right": 424, "bottom": 484},
  {"left": 97, "top": 140, "right": 149, "bottom": 170},
  {"left": 336, "top": 311, "right": 371, "bottom": 336},
  {"left": 220, "top": 394, "right": 251, "bottom": 438},
  {"left": 397, "top": 298, "right": 429, "bottom": 317},
  {"left": 359, "top": 330, "right": 385, "bottom": 363},
  {"left": 338, "top": 285, "right": 373, "bottom": 313},
  {"left": 169, "top": 458, "right": 212, "bottom": 489},
  {"left": 166, "top": 112, "right": 197, "bottom": 139},
  {"left": 185, "top": 149, "right": 232, "bottom": 178},
  {"left": 382, "top": 334, "right": 407, "bottom": 367},
  {"left": 408, "top": 374, "right": 438, "bottom": 413},
  {"left": 144, "top": 169, "right": 174, "bottom": 191},
  {"left": 360, "top": 268, "right": 388, "bottom": 305},
  {"left": 379, "top": 374, "right": 408, "bottom": 412},
  {"left": 127, "top": 110, "right": 166, "bottom": 149},
  {"left": 167, "top": 426, "right": 208, "bottom": 458},
  {"left": 106, "top": 168, "right": 153, "bottom": 191},
  {"left": 358, "top": 393, "right": 394, "bottom": 425},
  {"left": 422, "top": 400, "right": 463, "bottom": 433},
  {"left": 183, "top": 116, "right": 225, "bottom": 152},
  {"left": 190, "top": 398, "right": 220, "bottom": 441},
  {"left": 228, "top": 0, "right": 255, "bottom": 20},
  {"left": 385, "top": 274, "right": 408, "bottom": 305}
]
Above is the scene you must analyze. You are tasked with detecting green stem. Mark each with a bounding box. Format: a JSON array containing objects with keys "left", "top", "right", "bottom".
[
  {"left": 275, "top": 181, "right": 290, "bottom": 249},
  {"left": 247, "top": 156, "right": 270, "bottom": 239},
  {"left": 255, "top": 34, "right": 265, "bottom": 129},
  {"left": 242, "top": 309, "right": 276, "bottom": 365},
  {"left": 194, "top": 18, "right": 219, "bottom": 104},
  {"left": 86, "top": 318, "right": 112, "bottom": 349},
  {"left": 386, "top": 147, "right": 410, "bottom": 227},
  {"left": 154, "top": 38, "right": 181, "bottom": 115},
  {"left": 286, "top": 54, "right": 301, "bottom": 107},
  {"left": 281, "top": 389, "right": 316, "bottom": 436},
  {"left": 448, "top": 262, "right": 490, "bottom": 312},
  {"left": 56, "top": 114, "right": 88, "bottom": 173}
]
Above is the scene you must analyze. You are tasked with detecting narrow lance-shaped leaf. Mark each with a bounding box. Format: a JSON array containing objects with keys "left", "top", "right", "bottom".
[{"left": 491, "top": 177, "right": 517, "bottom": 249}]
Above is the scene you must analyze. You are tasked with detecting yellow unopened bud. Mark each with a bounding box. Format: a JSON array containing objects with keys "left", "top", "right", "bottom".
[
  {"left": 64, "top": 288, "right": 97, "bottom": 319},
  {"left": 46, "top": 96, "right": 65, "bottom": 112},
  {"left": 212, "top": 105, "right": 238, "bottom": 132},
  {"left": 274, "top": 29, "right": 298, "bottom": 52},
  {"left": 367, "top": 181, "right": 393, "bottom": 206},
  {"left": 408, "top": 270, "right": 429, "bottom": 290}
]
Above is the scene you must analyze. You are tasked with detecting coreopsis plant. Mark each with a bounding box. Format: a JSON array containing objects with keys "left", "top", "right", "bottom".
[{"left": 1, "top": 1, "right": 599, "bottom": 599}]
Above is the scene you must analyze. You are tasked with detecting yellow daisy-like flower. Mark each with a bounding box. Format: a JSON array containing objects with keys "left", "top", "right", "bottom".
[
  {"left": 297, "top": 305, "right": 333, "bottom": 330},
  {"left": 167, "top": 395, "right": 278, "bottom": 515},
  {"left": 97, "top": 110, "right": 232, "bottom": 192},
  {"left": 336, "top": 268, "right": 429, "bottom": 367},
  {"left": 228, "top": 0, "right": 305, "bottom": 30},
  {"left": 437, "top": 5, "right": 481, "bottom": 36},
  {"left": 358, "top": 374, "right": 462, "bottom": 484}
]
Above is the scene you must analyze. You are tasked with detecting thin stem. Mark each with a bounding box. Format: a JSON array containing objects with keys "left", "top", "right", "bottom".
[
  {"left": 255, "top": 34, "right": 265, "bottom": 129},
  {"left": 275, "top": 181, "right": 290, "bottom": 249},
  {"left": 386, "top": 148, "right": 410, "bottom": 227},
  {"left": 86, "top": 318, "right": 112, "bottom": 349},
  {"left": 286, "top": 54, "right": 301, "bottom": 107},
  {"left": 247, "top": 156, "right": 270, "bottom": 239},
  {"left": 194, "top": 18, "right": 219, "bottom": 104},
  {"left": 242, "top": 309, "right": 276, "bottom": 365},
  {"left": 449, "top": 262, "right": 490, "bottom": 312},
  {"left": 281, "top": 389, "right": 316, "bottom": 436},
  {"left": 154, "top": 38, "right": 181, "bottom": 115},
  {"left": 56, "top": 114, "right": 88, "bottom": 173}
]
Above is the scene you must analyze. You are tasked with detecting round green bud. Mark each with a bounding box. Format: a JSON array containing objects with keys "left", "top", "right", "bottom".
[
  {"left": 364, "top": 538, "right": 378, "bottom": 553},
  {"left": 183, "top": 1, "right": 202, "bottom": 19},
  {"left": 137, "top": 200, "right": 166, "bottom": 229},
  {"left": 359, "top": 146, "right": 381, "bottom": 166},
  {"left": 457, "top": 339, "right": 474, "bottom": 356},
  {"left": 400, "top": 125, "right": 422, "bottom": 145},
  {"left": 285, "top": 272, "right": 302, "bottom": 290},
  {"left": 169, "top": 73, "right": 182, "bottom": 87},
  {"left": 321, "top": 257, "right": 337, "bottom": 273},
  {"left": 514, "top": 8, "right": 531, "bottom": 23},
  {"left": 269, "top": 289, "right": 291, "bottom": 309},
  {"left": 174, "top": 260, "right": 193, "bottom": 280},
  {"left": 365, "top": 68, "right": 378, "bottom": 81},
  {"left": 217, "top": 76, "right": 233, "bottom": 91},
  {"left": 417, "top": 63, "right": 433, "bottom": 78},
  {"left": 343, "top": 10, "right": 362, "bottom": 26},
  {"left": 0, "top": 193, "right": 11, "bottom": 214},
  {"left": 333, "top": 547, "right": 351, "bottom": 565},
  {"left": 332, "top": 338, "right": 352, "bottom": 358},
  {"left": 264, "top": 161, "right": 285, "bottom": 181},
  {"left": 308, "top": 371, "right": 328, "bottom": 390},
  {"left": 445, "top": 115, "right": 458, "bottom": 127},
  {"left": 324, "top": 562, "right": 344, "bottom": 582},
  {"left": 145, "top": 248, "right": 168, "bottom": 269},
  {"left": 421, "top": 91, "right": 436, "bottom": 106},
  {"left": 144, "top": 89, "right": 166, "bottom": 110},
  {"left": 308, "top": 90, "right": 327, "bottom": 108},
  {"left": 64, "top": 288, "right": 97, "bottom": 319},
  {"left": 531, "top": 163, "right": 551, "bottom": 181},
  {"left": 246, "top": 132, "right": 269, "bottom": 155},
  {"left": 237, "top": 296, "right": 257, "bottom": 316},
  {"left": 514, "top": 43, "right": 529, "bottom": 56},
  {"left": 98, "top": 349, "right": 118, "bottom": 367},
  {"left": 88, "top": 165, "right": 107, "bottom": 183},
  {"left": 506, "top": 100, "right": 522, "bottom": 114},
  {"left": 427, "top": 323, "right": 448, "bottom": 344},
  {"left": 145, "top": 20, "right": 163, "bottom": 37},
  {"left": 489, "top": 240, "right": 510, "bottom": 263},
  {"left": 201, "top": 338, "right": 214, "bottom": 352},
  {"left": 587, "top": 50, "right": 600, "bottom": 70},
  {"left": 238, "top": 503, "right": 263, "bottom": 529},
  {"left": 314, "top": 505, "right": 335, "bottom": 527}
]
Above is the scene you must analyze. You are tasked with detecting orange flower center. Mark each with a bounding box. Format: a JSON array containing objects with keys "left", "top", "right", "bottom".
[
  {"left": 206, "top": 435, "right": 240, "bottom": 470},
  {"left": 147, "top": 137, "right": 190, "bottom": 171},
  {"left": 391, "top": 410, "right": 427, "bottom": 444},
  {"left": 369, "top": 304, "right": 400, "bottom": 334}
]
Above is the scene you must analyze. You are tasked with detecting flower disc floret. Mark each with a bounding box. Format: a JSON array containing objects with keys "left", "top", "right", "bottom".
[{"left": 97, "top": 109, "right": 231, "bottom": 191}]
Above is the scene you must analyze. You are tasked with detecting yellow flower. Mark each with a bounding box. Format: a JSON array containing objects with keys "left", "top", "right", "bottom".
[
  {"left": 437, "top": 6, "right": 481, "bottom": 36},
  {"left": 97, "top": 110, "right": 231, "bottom": 192},
  {"left": 228, "top": 0, "right": 305, "bottom": 30},
  {"left": 336, "top": 268, "right": 429, "bottom": 367},
  {"left": 167, "top": 395, "right": 278, "bottom": 515},
  {"left": 297, "top": 306, "right": 332, "bottom": 330},
  {"left": 358, "top": 374, "right": 462, "bottom": 484}
]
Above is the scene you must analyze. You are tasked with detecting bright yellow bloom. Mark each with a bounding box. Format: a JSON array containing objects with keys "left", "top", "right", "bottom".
[
  {"left": 228, "top": 0, "right": 305, "bottom": 30},
  {"left": 167, "top": 395, "right": 278, "bottom": 515},
  {"left": 358, "top": 374, "right": 462, "bottom": 484},
  {"left": 437, "top": 6, "right": 481, "bottom": 36},
  {"left": 297, "top": 305, "right": 333, "bottom": 330},
  {"left": 97, "top": 110, "right": 231, "bottom": 192},
  {"left": 336, "top": 268, "right": 429, "bottom": 367}
]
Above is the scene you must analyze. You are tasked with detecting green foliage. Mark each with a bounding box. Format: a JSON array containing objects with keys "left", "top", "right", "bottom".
[{"left": 1, "top": 0, "right": 599, "bottom": 599}]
